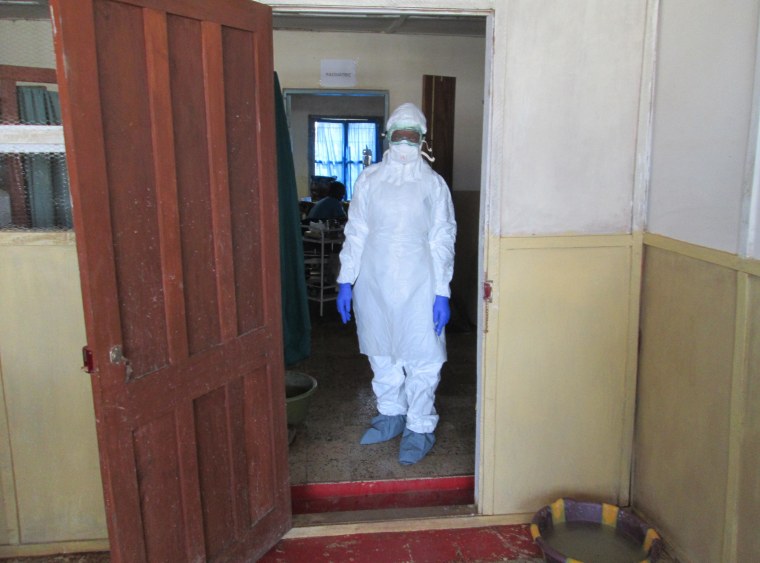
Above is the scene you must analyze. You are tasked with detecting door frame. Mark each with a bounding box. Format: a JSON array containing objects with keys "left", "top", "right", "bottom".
[{"left": 267, "top": 1, "right": 499, "bottom": 516}]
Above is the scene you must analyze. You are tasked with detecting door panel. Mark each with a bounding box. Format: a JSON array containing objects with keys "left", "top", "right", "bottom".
[
  {"left": 50, "top": 1, "right": 288, "bottom": 561},
  {"left": 422, "top": 75, "right": 456, "bottom": 189}
]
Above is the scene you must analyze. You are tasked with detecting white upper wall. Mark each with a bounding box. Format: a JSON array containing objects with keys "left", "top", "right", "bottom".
[
  {"left": 648, "top": 0, "right": 760, "bottom": 254},
  {"left": 21, "top": 2, "right": 759, "bottom": 251},
  {"left": 0, "top": 20, "right": 55, "bottom": 68},
  {"left": 499, "top": 1, "right": 649, "bottom": 236},
  {"left": 273, "top": 30, "right": 486, "bottom": 192}
]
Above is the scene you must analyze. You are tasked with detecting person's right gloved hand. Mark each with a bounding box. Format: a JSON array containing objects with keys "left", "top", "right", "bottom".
[
  {"left": 433, "top": 295, "right": 450, "bottom": 336},
  {"left": 337, "top": 283, "right": 353, "bottom": 324}
]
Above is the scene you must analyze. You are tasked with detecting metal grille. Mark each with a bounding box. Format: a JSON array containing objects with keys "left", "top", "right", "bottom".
[
  {"left": 0, "top": 152, "right": 71, "bottom": 229},
  {"left": 1, "top": 6, "right": 71, "bottom": 230}
]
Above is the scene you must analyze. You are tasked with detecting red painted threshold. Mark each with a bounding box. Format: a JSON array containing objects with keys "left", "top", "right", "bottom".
[{"left": 291, "top": 475, "right": 475, "bottom": 514}]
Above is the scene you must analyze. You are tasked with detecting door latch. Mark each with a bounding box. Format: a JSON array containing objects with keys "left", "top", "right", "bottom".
[
  {"left": 109, "top": 345, "right": 133, "bottom": 380},
  {"left": 82, "top": 346, "right": 94, "bottom": 374},
  {"left": 109, "top": 345, "right": 124, "bottom": 364},
  {"left": 483, "top": 280, "right": 493, "bottom": 303}
]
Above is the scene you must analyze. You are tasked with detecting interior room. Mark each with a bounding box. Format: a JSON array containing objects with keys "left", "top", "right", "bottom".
[
  {"left": 271, "top": 13, "right": 486, "bottom": 500},
  {"left": 0, "top": 1, "right": 758, "bottom": 562}
]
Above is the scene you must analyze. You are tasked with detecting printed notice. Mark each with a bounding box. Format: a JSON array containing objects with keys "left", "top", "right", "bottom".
[{"left": 320, "top": 59, "right": 357, "bottom": 88}]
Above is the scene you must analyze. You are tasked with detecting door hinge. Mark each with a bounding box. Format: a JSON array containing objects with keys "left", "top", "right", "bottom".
[{"left": 82, "top": 346, "right": 94, "bottom": 374}]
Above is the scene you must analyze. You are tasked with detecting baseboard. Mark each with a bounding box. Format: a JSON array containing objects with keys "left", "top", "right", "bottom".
[{"left": 0, "top": 539, "right": 109, "bottom": 559}]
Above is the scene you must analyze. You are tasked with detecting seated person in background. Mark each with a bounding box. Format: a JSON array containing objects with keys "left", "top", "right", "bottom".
[{"left": 308, "top": 180, "right": 347, "bottom": 221}]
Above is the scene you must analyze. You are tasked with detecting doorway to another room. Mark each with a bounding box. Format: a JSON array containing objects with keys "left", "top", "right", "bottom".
[{"left": 273, "top": 11, "right": 488, "bottom": 518}]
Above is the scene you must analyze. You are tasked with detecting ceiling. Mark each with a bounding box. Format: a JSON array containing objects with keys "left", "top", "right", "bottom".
[{"left": 0, "top": 1, "right": 485, "bottom": 38}]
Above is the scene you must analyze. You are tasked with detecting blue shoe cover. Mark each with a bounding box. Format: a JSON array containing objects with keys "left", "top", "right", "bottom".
[
  {"left": 398, "top": 428, "right": 435, "bottom": 465},
  {"left": 360, "top": 414, "right": 406, "bottom": 445}
]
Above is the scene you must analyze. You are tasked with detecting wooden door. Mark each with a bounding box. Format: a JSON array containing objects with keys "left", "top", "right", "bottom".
[
  {"left": 422, "top": 74, "right": 456, "bottom": 188},
  {"left": 50, "top": 1, "right": 289, "bottom": 561}
]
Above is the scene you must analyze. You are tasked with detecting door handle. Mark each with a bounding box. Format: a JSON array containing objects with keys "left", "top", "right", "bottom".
[{"left": 109, "top": 345, "right": 134, "bottom": 380}]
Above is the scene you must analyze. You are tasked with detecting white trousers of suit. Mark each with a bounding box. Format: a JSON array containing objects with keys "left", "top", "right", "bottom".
[{"left": 368, "top": 355, "right": 443, "bottom": 434}]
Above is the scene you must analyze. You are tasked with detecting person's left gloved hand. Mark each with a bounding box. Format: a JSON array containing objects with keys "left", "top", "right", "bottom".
[{"left": 433, "top": 295, "right": 450, "bottom": 336}]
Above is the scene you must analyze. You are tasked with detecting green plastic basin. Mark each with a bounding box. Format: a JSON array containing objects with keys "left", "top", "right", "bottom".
[{"left": 285, "top": 371, "right": 318, "bottom": 426}]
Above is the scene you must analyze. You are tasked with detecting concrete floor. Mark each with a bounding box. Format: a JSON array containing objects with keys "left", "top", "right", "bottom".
[{"left": 286, "top": 301, "right": 477, "bottom": 484}]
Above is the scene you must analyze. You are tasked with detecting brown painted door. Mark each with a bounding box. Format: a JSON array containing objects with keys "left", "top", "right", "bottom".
[
  {"left": 50, "top": 1, "right": 289, "bottom": 561},
  {"left": 422, "top": 74, "right": 456, "bottom": 188}
]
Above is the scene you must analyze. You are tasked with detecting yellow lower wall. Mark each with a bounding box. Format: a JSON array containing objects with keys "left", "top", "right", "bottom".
[
  {"left": 0, "top": 233, "right": 106, "bottom": 551},
  {"left": 3, "top": 230, "right": 643, "bottom": 550},
  {"left": 480, "top": 235, "right": 640, "bottom": 515},
  {"left": 633, "top": 234, "right": 760, "bottom": 563},
  {"left": 6, "top": 229, "right": 756, "bottom": 560},
  {"left": 737, "top": 275, "right": 760, "bottom": 562}
]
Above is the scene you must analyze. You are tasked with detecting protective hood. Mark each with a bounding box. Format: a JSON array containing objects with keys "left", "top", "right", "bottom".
[
  {"left": 386, "top": 103, "right": 427, "bottom": 134},
  {"left": 384, "top": 103, "right": 427, "bottom": 177}
]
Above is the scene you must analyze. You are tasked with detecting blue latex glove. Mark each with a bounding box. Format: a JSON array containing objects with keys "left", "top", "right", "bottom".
[
  {"left": 337, "top": 283, "right": 353, "bottom": 324},
  {"left": 433, "top": 295, "right": 450, "bottom": 336}
]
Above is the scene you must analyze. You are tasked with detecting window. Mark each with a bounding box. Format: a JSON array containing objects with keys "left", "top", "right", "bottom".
[
  {"left": 0, "top": 66, "right": 71, "bottom": 231},
  {"left": 309, "top": 116, "right": 382, "bottom": 200}
]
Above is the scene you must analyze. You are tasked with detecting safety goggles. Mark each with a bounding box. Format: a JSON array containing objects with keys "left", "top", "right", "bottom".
[{"left": 388, "top": 128, "right": 423, "bottom": 145}]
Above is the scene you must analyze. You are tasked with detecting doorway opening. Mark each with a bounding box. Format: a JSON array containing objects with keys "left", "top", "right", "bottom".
[{"left": 273, "top": 9, "right": 490, "bottom": 519}]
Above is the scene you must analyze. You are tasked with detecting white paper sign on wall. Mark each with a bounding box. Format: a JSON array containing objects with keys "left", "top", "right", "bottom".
[{"left": 320, "top": 59, "right": 357, "bottom": 88}]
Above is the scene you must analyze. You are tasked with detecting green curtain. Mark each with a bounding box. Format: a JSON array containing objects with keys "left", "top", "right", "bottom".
[
  {"left": 274, "top": 72, "right": 311, "bottom": 365},
  {"left": 17, "top": 85, "right": 72, "bottom": 229}
]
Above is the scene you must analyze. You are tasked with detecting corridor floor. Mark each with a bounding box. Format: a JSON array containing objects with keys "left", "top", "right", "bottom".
[
  {"left": 260, "top": 524, "right": 543, "bottom": 562},
  {"left": 0, "top": 525, "right": 544, "bottom": 562},
  {"left": 286, "top": 302, "right": 477, "bottom": 484}
]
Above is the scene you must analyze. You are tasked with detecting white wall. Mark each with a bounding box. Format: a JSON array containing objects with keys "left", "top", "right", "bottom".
[
  {"left": 499, "top": 1, "right": 649, "bottom": 236},
  {"left": 648, "top": 0, "right": 760, "bottom": 254},
  {"left": 273, "top": 30, "right": 485, "bottom": 192},
  {"left": 0, "top": 20, "right": 55, "bottom": 68}
]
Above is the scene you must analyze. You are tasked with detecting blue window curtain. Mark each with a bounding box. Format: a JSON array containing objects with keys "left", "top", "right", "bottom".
[
  {"left": 312, "top": 118, "right": 379, "bottom": 200},
  {"left": 17, "top": 85, "right": 72, "bottom": 229},
  {"left": 314, "top": 121, "right": 345, "bottom": 184},
  {"left": 346, "top": 122, "right": 376, "bottom": 198}
]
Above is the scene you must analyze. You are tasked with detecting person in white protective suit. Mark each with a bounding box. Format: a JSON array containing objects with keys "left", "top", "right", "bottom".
[{"left": 336, "top": 103, "right": 457, "bottom": 465}]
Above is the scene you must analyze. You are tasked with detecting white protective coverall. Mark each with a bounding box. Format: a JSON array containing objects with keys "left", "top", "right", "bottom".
[{"left": 337, "top": 103, "right": 456, "bottom": 434}]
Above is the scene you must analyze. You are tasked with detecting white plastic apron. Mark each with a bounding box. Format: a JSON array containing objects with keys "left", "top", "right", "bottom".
[{"left": 352, "top": 178, "right": 446, "bottom": 363}]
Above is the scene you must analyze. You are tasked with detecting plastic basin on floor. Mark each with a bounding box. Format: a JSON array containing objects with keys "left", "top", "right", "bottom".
[
  {"left": 285, "top": 371, "right": 318, "bottom": 426},
  {"left": 531, "top": 498, "right": 663, "bottom": 563}
]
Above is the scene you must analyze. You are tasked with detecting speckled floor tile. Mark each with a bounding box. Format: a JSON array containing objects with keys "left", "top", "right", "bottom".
[{"left": 287, "top": 304, "right": 477, "bottom": 484}]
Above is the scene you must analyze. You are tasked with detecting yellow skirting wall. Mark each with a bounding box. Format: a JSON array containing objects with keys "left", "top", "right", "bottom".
[
  {"left": 479, "top": 234, "right": 641, "bottom": 516},
  {"left": 1, "top": 230, "right": 645, "bottom": 552},
  {"left": 6, "top": 229, "right": 756, "bottom": 560},
  {"left": 633, "top": 234, "right": 760, "bottom": 563},
  {"left": 0, "top": 233, "right": 107, "bottom": 554}
]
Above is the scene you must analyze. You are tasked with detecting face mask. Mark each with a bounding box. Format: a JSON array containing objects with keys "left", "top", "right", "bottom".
[{"left": 389, "top": 142, "right": 421, "bottom": 163}]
